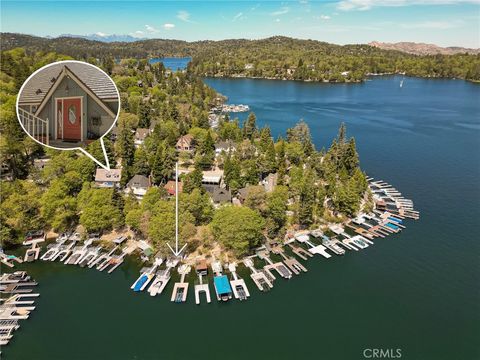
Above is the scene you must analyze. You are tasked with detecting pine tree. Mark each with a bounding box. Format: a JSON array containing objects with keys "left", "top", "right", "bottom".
[
  {"left": 243, "top": 112, "right": 257, "bottom": 140},
  {"left": 137, "top": 101, "right": 151, "bottom": 128},
  {"left": 133, "top": 146, "right": 150, "bottom": 176}
]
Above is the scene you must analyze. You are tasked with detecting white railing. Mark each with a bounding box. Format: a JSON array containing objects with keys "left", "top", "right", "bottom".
[{"left": 18, "top": 108, "right": 49, "bottom": 145}]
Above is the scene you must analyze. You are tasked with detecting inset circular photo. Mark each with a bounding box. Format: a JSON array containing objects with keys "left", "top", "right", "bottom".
[{"left": 16, "top": 60, "right": 120, "bottom": 149}]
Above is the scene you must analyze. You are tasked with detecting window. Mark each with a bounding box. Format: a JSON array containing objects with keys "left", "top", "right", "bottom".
[{"left": 68, "top": 105, "right": 76, "bottom": 124}]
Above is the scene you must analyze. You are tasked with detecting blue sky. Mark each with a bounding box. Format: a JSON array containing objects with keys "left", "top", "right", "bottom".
[{"left": 1, "top": 1, "right": 479, "bottom": 47}]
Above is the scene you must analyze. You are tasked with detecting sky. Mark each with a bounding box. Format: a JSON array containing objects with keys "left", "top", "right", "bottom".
[{"left": 1, "top": 1, "right": 479, "bottom": 47}]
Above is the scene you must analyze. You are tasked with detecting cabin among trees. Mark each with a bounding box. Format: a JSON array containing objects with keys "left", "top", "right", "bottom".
[{"left": 17, "top": 61, "right": 119, "bottom": 148}]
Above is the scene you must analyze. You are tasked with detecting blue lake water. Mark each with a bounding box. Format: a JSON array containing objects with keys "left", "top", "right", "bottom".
[
  {"left": 5, "top": 76, "right": 480, "bottom": 360},
  {"left": 148, "top": 57, "right": 191, "bottom": 70}
]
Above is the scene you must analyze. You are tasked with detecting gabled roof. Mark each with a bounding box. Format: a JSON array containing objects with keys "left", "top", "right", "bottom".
[
  {"left": 164, "top": 180, "right": 183, "bottom": 195},
  {"left": 127, "top": 174, "right": 150, "bottom": 189},
  {"left": 212, "top": 187, "right": 231, "bottom": 203},
  {"left": 176, "top": 134, "right": 194, "bottom": 148},
  {"left": 135, "top": 128, "right": 150, "bottom": 141},
  {"left": 19, "top": 62, "right": 118, "bottom": 105}
]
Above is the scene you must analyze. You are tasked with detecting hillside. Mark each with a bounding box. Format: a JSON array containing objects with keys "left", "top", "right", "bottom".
[
  {"left": 369, "top": 41, "right": 480, "bottom": 55},
  {"left": 2, "top": 33, "right": 480, "bottom": 81}
]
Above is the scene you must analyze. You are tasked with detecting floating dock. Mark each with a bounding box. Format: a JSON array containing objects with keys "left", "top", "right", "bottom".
[
  {"left": 171, "top": 264, "right": 191, "bottom": 303},
  {"left": 243, "top": 258, "right": 273, "bottom": 291},
  {"left": 294, "top": 235, "right": 331, "bottom": 259},
  {"left": 148, "top": 269, "right": 171, "bottom": 297},
  {"left": 0, "top": 272, "right": 39, "bottom": 346},
  {"left": 194, "top": 274, "right": 211, "bottom": 304},
  {"left": 287, "top": 244, "right": 313, "bottom": 261},
  {"left": 228, "top": 263, "right": 250, "bottom": 300}
]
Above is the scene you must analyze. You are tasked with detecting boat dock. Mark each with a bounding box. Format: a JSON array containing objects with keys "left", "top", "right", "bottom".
[
  {"left": 24, "top": 241, "right": 41, "bottom": 262},
  {"left": 287, "top": 244, "right": 313, "bottom": 260},
  {"left": 64, "top": 239, "right": 92, "bottom": 265},
  {"left": 171, "top": 264, "right": 191, "bottom": 303},
  {"left": 131, "top": 257, "right": 163, "bottom": 292},
  {"left": 0, "top": 250, "right": 23, "bottom": 268},
  {"left": 243, "top": 258, "right": 273, "bottom": 291},
  {"left": 91, "top": 246, "right": 118, "bottom": 269},
  {"left": 194, "top": 274, "right": 211, "bottom": 304},
  {"left": 78, "top": 246, "right": 101, "bottom": 267},
  {"left": 257, "top": 248, "right": 293, "bottom": 279},
  {"left": 295, "top": 234, "right": 331, "bottom": 258},
  {"left": 51, "top": 241, "right": 76, "bottom": 262},
  {"left": 228, "top": 263, "right": 250, "bottom": 300},
  {"left": 0, "top": 272, "right": 39, "bottom": 346},
  {"left": 271, "top": 246, "right": 307, "bottom": 275}
]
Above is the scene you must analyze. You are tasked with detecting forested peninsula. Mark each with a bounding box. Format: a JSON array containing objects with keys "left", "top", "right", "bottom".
[{"left": 1, "top": 48, "right": 370, "bottom": 258}]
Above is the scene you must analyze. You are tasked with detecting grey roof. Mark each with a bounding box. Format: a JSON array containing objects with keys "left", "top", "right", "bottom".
[
  {"left": 215, "top": 140, "right": 234, "bottom": 150},
  {"left": 212, "top": 187, "right": 232, "bottom": 203},
  {"left": 19, "top": 61, "right": 118, "bottom": 104},
  {"left": 237, "top": 187, "right": 250, "bottom": 201},
  {"left": 127, "top": 174, "right": 150, "bottom": 189}
]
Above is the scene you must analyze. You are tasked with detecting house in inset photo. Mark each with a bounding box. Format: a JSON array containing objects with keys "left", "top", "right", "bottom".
[{"left": 17, "top": 61, "right": 119, "bottom": 148}]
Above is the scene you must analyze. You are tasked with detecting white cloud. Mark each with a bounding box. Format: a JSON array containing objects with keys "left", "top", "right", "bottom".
[
  {"left": 337, "top": 0, "right": 480, "bottom": 11},
  {"left": 95, "top": 32, "right": 107, "bottom": 37},
  {"left": 320, "top": 15, "right": 331, "bottom": 20},
  {"left": 163, "top": 23, "right": 175, "bottom": 30},
  {"left": 232, "top": 12, "right": 244, "bottom": 22},
  {"left": 130, "top": 30, "right": 145, "bottom": 38},
  {"left": 275, "top": 18, "right": 281, "bottom": 22},
  {"left": 270, "top": 6, "right": 290, "bottom": 16},
  {"left": 145, "top": 24, "right": 160, "bottom": 33},
  {"left": 177, "top": 10, "right": 193, "bottom": 23}
]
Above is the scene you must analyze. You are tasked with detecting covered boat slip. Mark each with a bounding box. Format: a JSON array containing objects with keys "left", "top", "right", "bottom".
[
  {"left": 18, "top": 62, "right": 118, "bottom": 147},
  {"left": 213, "top": 275, "right": 232, "bottom": 301}
]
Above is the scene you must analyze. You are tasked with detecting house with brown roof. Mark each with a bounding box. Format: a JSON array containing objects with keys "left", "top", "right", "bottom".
[
  {"left": 95, "top": 169, "right": 122, "bottom": 188},
  {"left": 176, "top": 134, "right": 195, "bottom": 152},
  {"left": 134, "top": 128, "right": 150, "bottom": 147},
  {"left": 164, "top": 180, "right": 183, "bottom": 196},
  {"left": 17, "top": 61, "right": 119, "bottom": 148}
]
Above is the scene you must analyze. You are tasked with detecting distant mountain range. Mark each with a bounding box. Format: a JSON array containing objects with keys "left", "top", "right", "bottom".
[
  {"left": 54, "top": 33, "right": 145, "bottom": 43},
  {"left": 369, "top": 41, "right": 480, "bottom": 55}
]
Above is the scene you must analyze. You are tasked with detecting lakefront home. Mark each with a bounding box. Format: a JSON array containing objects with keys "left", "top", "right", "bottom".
[
  {"left": 17, "top": 61, "right": 119, "bottom": 148},
  {"left": 125, "top": 174, "right": 151, "bottom": 199},
  {"left": 95, "top": 169, "right": 122, "bottom": 188},
  {"left": 134, "top": 128, "right": 150, "bottom": 147},
  {"left": 175, "top": 134, "right": 195, "bottom": 152}
]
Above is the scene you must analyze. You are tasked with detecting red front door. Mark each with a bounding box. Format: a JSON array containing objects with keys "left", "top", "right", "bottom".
[{"left": 62, "top": 98, "right": 81, "bottom": 141}]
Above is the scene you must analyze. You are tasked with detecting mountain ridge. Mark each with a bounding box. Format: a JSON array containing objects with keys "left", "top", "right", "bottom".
[{"left": 369, "top": 41, "right": 479, "bottom": 55}]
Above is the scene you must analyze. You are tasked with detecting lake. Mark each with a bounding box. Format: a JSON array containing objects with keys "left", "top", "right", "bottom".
[
  {"left": 5, "top": 76, "right": 480, "bottom": 360},
  {"left": 148, "top": 57, "right": 191, "bottom": 71}
]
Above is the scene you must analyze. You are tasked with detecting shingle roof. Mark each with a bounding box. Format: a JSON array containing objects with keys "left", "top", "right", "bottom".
[
  {"left": 19, "top": 61, "right": 118, "bottom": 104},
  {"left": 127, "top": 174, "right": 150, "bottom": 189},
  {"left": 212, "top": 187, "right": 231, "bottom": 203}
]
